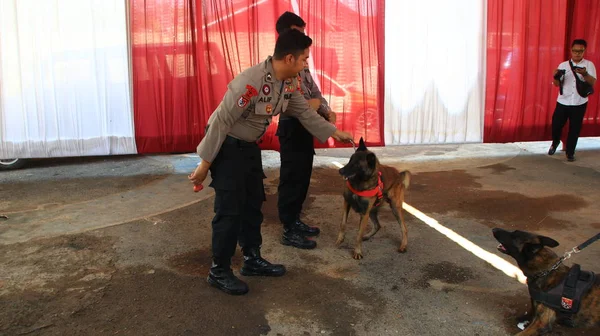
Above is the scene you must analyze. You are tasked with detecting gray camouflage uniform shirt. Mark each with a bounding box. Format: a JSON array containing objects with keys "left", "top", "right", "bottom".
[{"left": 280, "top": 67, "right": 331, "bottom": 120}]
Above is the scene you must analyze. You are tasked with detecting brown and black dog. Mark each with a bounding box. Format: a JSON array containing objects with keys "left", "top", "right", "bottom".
[
  {"left": 336, "top": 138, "right": 411, "bottom": 259},
  {"left": 493, "top": 228, "right": 600, "bottom": 335}
]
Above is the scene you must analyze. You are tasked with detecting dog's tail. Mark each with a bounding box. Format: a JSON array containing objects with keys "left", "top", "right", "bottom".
[{"left": 400, "top": 171, "right": 411, "bottom": 189}]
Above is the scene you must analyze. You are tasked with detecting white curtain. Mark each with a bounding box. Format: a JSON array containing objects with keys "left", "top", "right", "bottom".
[
  {"left": 0, "top": 0, "right": 136, "bottom": 159},
  {"left": 384, "top": 0, "right": 486, "bottom": 145}
]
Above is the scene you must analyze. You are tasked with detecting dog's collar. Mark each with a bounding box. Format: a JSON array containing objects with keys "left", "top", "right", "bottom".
[
  {"left": 528, "top": 257, "right": 565, "bottom": 283},
  {"left": 346, "top": 171, "right": 384, "bottom": 204}
]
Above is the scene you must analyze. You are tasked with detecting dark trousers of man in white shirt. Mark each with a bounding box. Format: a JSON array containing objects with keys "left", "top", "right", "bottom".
[{"left": 551, "top": 102, "right": 587, "bottom": 158}]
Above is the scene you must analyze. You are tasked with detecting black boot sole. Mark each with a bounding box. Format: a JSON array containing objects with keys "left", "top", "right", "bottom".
[
  {"left": 280, "top": 238, "right": 317, "bottom": 249},
  {"left": 207, "top": 276, "right": 249, "bottom": 295},
  {"left": 240, "top": 267, "right": 286, "bottom": 277}
]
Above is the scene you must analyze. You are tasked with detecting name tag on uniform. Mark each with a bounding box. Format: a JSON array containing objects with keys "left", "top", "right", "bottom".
[
  {"left": 258, "top": 96, "right": 272, "bottom": 103},
  {"left": 284, "top": 93, "right": 292, "bottom": 99}
]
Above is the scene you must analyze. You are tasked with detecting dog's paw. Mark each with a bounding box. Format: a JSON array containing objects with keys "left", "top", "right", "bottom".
[
  {"left": 398, "top": 246, "right": 407, "bottom": 253},
  {"left": 353, "top": 251, "right": 363, "bottom": 260},
  {"left": 335, "top": 236, "right": 345, "bottom": 247}
]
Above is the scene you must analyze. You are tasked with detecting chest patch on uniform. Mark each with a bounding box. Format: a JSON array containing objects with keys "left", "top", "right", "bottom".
[
  {"left": 296, "top": 80, "right": 304, "bottom": 94},
  {"left": 266, "top": 73, "right": 272, "bottom": 81},
  {"left": 266, "top": 104, "right": 273, "bottom": 114},
  {"left": 262, "top": 84, "right": 271, "bottom": 95},
  {"left": 237, "top": 85, "right": 258, "bottom": 108},
  {"left": 258, "top": 96, "right": 272, "bottom": 103},
  {"left": 284, "top": 85, "right": 295, "bottom": 93}
]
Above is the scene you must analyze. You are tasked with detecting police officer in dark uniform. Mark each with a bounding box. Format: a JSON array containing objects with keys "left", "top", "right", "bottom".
[
  {"left": 275, "top": 12, "right": 337, "bottom": 249},
  {"left": 189, "top": 29, "right": 353, "bottom": 296}
]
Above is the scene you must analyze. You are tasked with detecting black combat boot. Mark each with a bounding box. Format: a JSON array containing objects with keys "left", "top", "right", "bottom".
[
  {"left": 281, "top": 224, "right": 317, "bottom": 249},
  {"left": 293, "top": 218, "right": 320, "bottom": 237},
  {"left": 207, "top": 259, "right": 249, "bottom": 295},
  {"left": 240, "top": 247, "right": 286, "bottom": 277}
]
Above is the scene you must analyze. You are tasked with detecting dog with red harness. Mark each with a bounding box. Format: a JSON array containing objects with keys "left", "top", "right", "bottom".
[{"left": 336, "top": 138, "right": 411, "bottom": 259}]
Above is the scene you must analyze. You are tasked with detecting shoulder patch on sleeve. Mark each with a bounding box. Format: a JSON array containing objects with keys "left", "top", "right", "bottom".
[{"left": 237, "top": 84, "right": 258, "bottom": 108}]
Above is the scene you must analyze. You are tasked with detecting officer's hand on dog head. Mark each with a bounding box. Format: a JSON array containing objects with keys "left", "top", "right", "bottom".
[{"left": 332, "top": 129, "right": 353, "bottom": 142}]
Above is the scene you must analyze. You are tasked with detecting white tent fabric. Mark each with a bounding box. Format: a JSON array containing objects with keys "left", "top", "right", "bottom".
[
  {"left": 384, "top": 0, "right": 486, "bottom": 145},
  {"left": 0, "top": 0, "right": 136, "bottom": 159}
]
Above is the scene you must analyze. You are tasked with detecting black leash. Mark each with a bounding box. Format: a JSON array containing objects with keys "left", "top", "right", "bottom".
[
  {"left": 529, "top": 232, "right": 599, "bottom": 281},
  {"left": 575, "top": 232, "right": 600, "bottom": 252}
]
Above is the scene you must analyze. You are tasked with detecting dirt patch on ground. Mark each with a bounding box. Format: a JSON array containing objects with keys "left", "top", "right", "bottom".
[
  {"left": 478, "top": 163, "right": 517, "bottom": 175},
  {"left": 0, "top": 175, "right": 167, "bottom": 213},
  {"left": 416, "top": 261, "right": 477, "bottom": 289},
  {"left": 308, "top": 168, "right": 346, "bottom": 195},
  {"left": 308, "top": 168, "right": 588, "bottom": 231},
  {"left": 1, "top": 233, "right": 386, "bottom": 336},
  {"left": 408, "top": 170, "right": 587, "bottom": 230},
  {"left": 262, "top": 193, "right": 280, "bottom": 225},
  {"left": 0, "top": 233, "right": 117, "bottom": 335}
]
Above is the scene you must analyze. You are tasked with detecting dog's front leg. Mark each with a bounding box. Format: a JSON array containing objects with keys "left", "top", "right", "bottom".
[
  {"left": 515, "top": 303, "right": 556, "bottom": 336},
  {"left": 353, "top": 201, "right": 374, "bottom": 260},
  {"left": 336, "top": 198, "right": 351, "bottom": 248}
]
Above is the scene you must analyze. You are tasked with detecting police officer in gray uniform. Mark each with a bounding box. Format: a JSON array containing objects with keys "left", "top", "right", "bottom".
[
  {"left": 189, "top": 29, "right": 353, "bottom": 296},
  {"left": 275, "top": 12, "right": 336, "bottom": 249}
]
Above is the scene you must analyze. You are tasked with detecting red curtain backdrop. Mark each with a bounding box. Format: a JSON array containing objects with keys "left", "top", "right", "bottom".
[
  {"left": 294, "top": 0, "right": 384, "bottom": 148},
  {"left": 484, "top": 0, "right": 568, "bottom": 143},
  {"left": 130, "top": 0, "right": 204, "bottom": 154},
  {"left": 568, "top": 0, "right": 600, "bottom": 137},
  {"left": 130, "top": 0, "right": 384, "bottom": 154}
]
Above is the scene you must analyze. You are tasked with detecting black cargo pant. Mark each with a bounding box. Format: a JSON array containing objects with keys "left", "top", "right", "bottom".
[
  {"left": 276, "top": 118, "right": 315, "bottom": 228},
  {"left": 209, "top": 136, "right": 266, "bottom": 264},
  {"left": 551, "top": 102, "right": 587, "bottom": 157}
]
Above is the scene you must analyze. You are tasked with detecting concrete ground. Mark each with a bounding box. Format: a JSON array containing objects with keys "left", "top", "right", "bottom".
[{"left": 1, "top": 138, "right": 600, "bottom": 336}]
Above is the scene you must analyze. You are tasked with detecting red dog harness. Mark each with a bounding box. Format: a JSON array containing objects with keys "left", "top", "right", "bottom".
[{"left": 346, "top": 171, "right": 384, "bottom": 206}]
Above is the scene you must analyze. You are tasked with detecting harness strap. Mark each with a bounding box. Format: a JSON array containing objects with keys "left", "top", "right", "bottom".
[
  {"left": 346, "top": 172, "right": 384, "bottom": 205},
  {"left": 528, "top": 264, "right": 596, "bottom": 325}
]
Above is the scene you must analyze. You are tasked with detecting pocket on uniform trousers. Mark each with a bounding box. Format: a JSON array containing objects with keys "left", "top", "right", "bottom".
[
  {"left": 210, "top": 176, "right": 241, "bottom": 215},
  {"left": 213, "top": 189, "right": 242, "bottom": 215}
]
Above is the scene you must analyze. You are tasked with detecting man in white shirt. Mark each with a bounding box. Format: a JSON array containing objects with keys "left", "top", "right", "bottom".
[{"left": 549, "top": 39, "right": 596, "bottom": 162}]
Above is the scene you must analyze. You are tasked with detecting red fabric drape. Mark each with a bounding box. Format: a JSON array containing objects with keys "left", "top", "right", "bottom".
[
  {"left": 131, "top": 0, "right": 205, "bottom": 153},
  {"left": 569, "top": 0, "right": 600, "bottom": 136},
  {"left": 131, "top": 0, "right": 384, "bottom": 154},
  {"left": 484, "top": 0, "right": 568, "bottom": 143},
  {"left": 294, "top": 0, "right": 385, "bottom": 148}
]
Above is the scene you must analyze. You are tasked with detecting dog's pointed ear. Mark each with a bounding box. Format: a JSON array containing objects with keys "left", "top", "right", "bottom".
[
  {"left": 366, "top": 152, "right": 377, "bottom": 168},
  {"left": 358, "top": 137, "right": 367, "bottom": 151},
  {"left": 539, "top": 235, "right": 559, "bottom": 248}
]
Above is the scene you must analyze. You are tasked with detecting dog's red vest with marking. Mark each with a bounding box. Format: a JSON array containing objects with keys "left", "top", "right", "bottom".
[{"left": 346, "top": 171, "right": 384, "bottom": 205}]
